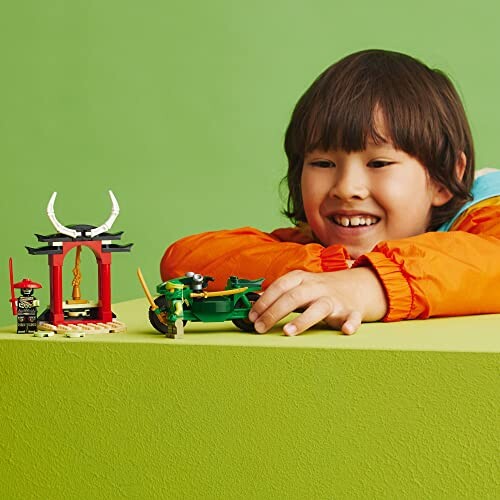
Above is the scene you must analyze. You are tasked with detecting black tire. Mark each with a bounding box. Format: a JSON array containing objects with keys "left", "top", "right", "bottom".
[
  {"left": 149, "top": 295, "right": 169, "bottom": 334},
  {"left": 232, "top": 292, "right": 260, "bottom": 333},
  {"left": 149, "top": 295, "right": 189, "bottom": 334}
]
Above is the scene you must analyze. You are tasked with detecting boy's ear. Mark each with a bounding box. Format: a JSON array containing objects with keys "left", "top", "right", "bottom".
[
  {"left": 456, "top": 151, "right": 467, "bottom": 181},
  {"left": 431, "top": 152, "right": 467, "bottom": 207}
]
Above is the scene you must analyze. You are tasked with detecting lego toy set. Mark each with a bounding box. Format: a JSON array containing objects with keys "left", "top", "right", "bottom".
[
  {"left": 138, "top": 269, "right": 263, "bottom": 338},
  {"left": 8, "top": 191, "right": 261, "bottom": 339},
  {"left": 9, "top": 191, "right": 131, "bottom": 338}
]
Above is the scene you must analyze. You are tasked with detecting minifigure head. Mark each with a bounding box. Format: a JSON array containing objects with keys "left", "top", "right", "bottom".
[
  {"left": 21, "top": 287, "right": 34, "bottom": 297},
  {"left": 283, "top": 49, "right": 474, "bottom": 251}
]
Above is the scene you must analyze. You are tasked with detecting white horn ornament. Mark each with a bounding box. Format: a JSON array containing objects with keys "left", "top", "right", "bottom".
[
  {"left": 47, "top": 192, "right": 81, "bottom": 238},
  {"left": 87, "top": 190, "right": 120, "bottom": 238}
]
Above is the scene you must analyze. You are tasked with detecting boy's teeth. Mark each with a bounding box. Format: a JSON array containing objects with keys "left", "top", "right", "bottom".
[{"left": 333, "top": 215, "right": 379, "bottom": 227}]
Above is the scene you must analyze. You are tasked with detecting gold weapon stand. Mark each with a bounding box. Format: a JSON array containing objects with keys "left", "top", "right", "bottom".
[{"left": 67, "top": 245, "right": 87, "bottom": 305}]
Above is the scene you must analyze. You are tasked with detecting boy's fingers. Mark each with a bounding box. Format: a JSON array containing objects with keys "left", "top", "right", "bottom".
[
  {"left": 321, "top": 309, "right": 362, "bottom": 334},
  {"left": 283, "top": 296, "right": 336, "bottom": 336},
  {"left": 250, "top": 271, "right": 306, "bottom": 320},
  {"left": 253, "top": 282, "right": 323, "bottom": 333},
  {"left": 340, "top": 310, "right": 362, "bottom": 335}
]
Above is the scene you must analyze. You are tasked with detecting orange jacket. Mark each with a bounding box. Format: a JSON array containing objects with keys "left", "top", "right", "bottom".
[{"left": 161, "top": 202, "right": 500, "bottom": 322}]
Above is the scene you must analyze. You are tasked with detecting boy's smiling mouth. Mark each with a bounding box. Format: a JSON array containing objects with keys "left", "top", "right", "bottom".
[
  {"left": 327, "top": 214, "right": 381, "bottom": 228},
  {"left": 331, "top": 215, "right": 380, "bottom": 227},
  {"left": 316, "top": 210, "right": 385, "bottom": 255}
]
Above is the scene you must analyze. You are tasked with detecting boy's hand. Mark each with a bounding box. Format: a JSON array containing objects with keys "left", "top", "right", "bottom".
[{"left": 248, "top": 268, "right": 388, "bottom": 336}]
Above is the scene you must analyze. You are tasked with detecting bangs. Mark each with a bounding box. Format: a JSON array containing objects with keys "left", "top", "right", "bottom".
[
  {"left": 288, "top": 50, "right": 450, "bottom": 160},
  {"left": 303, "top": 97, "right": 391, "bottom": 154}
]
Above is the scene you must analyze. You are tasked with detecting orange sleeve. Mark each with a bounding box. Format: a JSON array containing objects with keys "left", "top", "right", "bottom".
[
  {"left": 160, "top": 226, "right": 349, "bottom": 290},
  {"left": 354, "top": 205, "right": 500, "bottom": 321}
]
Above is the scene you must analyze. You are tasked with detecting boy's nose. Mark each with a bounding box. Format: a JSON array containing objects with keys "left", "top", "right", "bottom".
[{"left": 328, "top": 166, "right": 369, "bottom": 200}]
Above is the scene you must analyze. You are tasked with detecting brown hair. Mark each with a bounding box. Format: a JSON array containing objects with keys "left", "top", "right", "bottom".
[{"left": 283, "top": 49, "right": 474, "bottom": 230}]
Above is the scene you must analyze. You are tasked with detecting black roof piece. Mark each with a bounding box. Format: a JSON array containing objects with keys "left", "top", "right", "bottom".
[
  {"left": 34, "top": 224, "right": 125, "bottom": 243},
  {"left": 102, "top": 243, "right": 134, "bottom": 253},
  {"left": 26, "top": 242, "right": 133, "bottom": 256},
  {"left": 26, "top": 246, "right": 62, "bottom": 256}
]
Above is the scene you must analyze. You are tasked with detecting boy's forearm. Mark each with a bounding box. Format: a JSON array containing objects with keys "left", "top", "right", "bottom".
[
  {"left": 357, "top": 227, "right": 500, "bottom": 320},
  {"left": 160, "top": 227, "right": 348, "bottom": 288}
]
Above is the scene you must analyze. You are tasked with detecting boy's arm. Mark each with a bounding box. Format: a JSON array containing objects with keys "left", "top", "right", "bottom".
[
  {"left": 160, "top": 226, "right": 349, "bottom": 288},
  {"left": 354, "top": 205, "right": 500, "bottom": 321}
]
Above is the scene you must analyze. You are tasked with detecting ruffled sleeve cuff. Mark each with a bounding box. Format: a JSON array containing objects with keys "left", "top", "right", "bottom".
[
  {"left": 353, "top": 252, "right": 413, "bottom": 322},
  {"left": 320, "top": 245, "right": 350, "bottom": 272}
]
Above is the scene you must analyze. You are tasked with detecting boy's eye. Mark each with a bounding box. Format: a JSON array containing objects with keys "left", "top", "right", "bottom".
[
  {"left": 310, "top": 160, "right": 335, "bottom": 168},
  {"left": 368, "top": 160, "right": 394, "bottom": 168}
]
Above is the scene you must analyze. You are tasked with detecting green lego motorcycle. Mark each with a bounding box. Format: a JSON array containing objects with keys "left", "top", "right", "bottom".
[{"left": 137, "top": 269, "right": 263, "bottom": 338}]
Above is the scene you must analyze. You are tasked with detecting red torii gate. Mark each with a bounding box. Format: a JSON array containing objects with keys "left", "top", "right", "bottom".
[
  {"left": 46, "top": 239, "right": 112, "bottom": 325},
  {"left": 26, "top": 191, "right": 132, "bottom": 326}
]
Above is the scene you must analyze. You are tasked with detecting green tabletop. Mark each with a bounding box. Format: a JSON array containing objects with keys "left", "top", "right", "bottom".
[
  {"left": 1, "top": 297, "right": 499, "bottom": 352},
  {"left": 1, "top": 298, "right": 498, "bottom": 499}
]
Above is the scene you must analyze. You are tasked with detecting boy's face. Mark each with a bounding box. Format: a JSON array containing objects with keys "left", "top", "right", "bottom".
[{"left": 301, "top": 142, "right": 449, "bottom": 259}]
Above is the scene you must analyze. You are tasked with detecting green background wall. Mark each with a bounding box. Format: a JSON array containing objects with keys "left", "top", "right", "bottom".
[{"left": 1, "top": 0, "right": 499, "bottom": 328}]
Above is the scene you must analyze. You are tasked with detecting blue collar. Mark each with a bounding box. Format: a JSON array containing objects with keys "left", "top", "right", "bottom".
[{"left": 438, "top": 170, "right": 500, "bottom": 232}]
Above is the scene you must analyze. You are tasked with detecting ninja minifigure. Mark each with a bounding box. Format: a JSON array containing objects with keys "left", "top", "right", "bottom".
[
  {"left": 13, "top": 279, "right": 42, "bottom": 334},
  {"left": 9, "top": 258, "right": 42, "bottom": 334}
]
